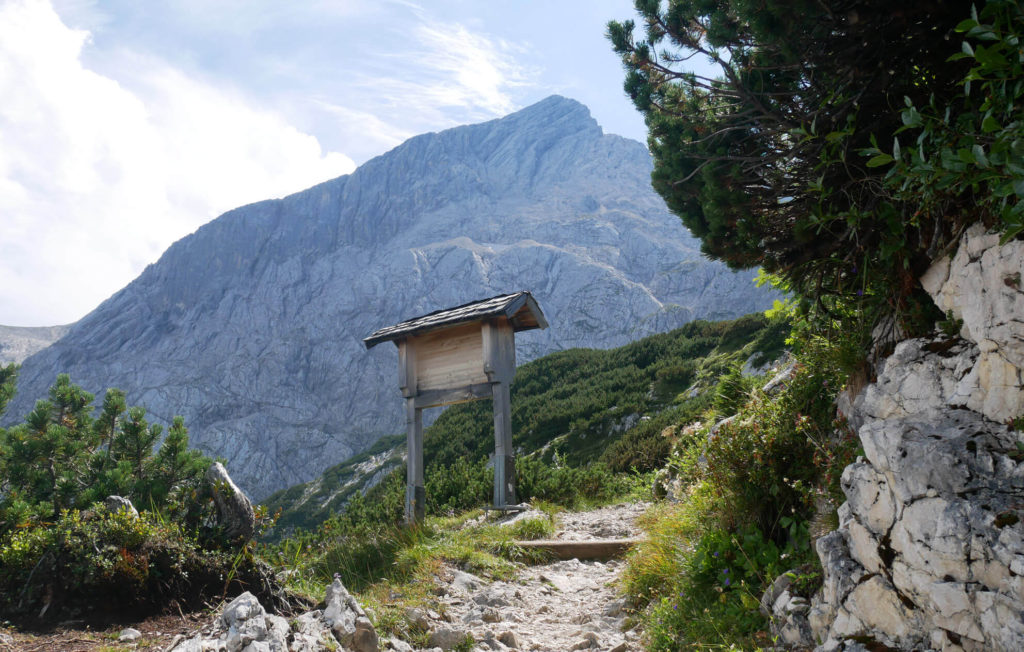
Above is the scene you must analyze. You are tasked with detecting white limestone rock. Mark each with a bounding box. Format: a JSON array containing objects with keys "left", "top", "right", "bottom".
[
  {"left": 921, "top": 224, "right": 1024, "bottom": 422},
  {"left": 170, "top": 584, "right": 379, "bottom": 652},
  {"left": 118, "top": 627, "right": 142, "bottom": 642},
  {"left": 324, "top": 578, "right": 379, "bottom": 652},
  {"left": 812, "top": 225, "right": 1024, "bottom": 652},
  {"left": 104, "top": 495, "right": 139, "bottom": 519},
  {"left": 923, "top": 224, "right": 1024, "bottom": 368}
]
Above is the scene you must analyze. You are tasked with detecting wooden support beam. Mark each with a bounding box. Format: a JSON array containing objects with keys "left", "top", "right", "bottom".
[
  {"left": 512, "top": 538, "right": 643, "bottom": 561},
  {"left": 397, "top": 340, "right": 417, "bottom": 398},
  {"left": 482, "top": 318, "right": 515, "bottom": 384},
  {"left": 405, "top": 397, "right": 424, "bottom": 524},
  {"left": 492, "top": 379, "right": 515, "bottom": 508}
]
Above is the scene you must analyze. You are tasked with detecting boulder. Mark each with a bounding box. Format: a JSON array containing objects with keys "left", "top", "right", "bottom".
[
  {"left": 207, "top": 462, "right": 256, "bottom": 541},
  {"left": 104, "top": 495, "right": 138, "bottom": 518},
  {"left": 428, "top": 626, "right": 469, "bottom": 650},
  {"left": 117, "top": 627, "right": 142, "bottom": 642},
  {"left": 323, "top": 578, "right": 379, "bottom": 652}
]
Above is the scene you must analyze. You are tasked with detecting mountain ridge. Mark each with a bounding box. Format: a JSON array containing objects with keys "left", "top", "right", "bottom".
[{"left": 5, "top": 95, "right": 777, "bottom": 500}]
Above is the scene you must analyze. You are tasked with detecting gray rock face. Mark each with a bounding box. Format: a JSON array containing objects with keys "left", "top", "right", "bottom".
[
  {"left": 812, "top": 225, "right": 1024, "bottom": 651},
  {"left": 0, "top": 324, "right": 70, "bottom": 365},
  {"left": 3, "top": 96, "right": 776, "bottom": 500}
]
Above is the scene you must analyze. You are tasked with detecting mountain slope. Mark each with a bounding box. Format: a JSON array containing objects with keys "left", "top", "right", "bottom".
[
  {"left": 0, "top": 324, "right": 71, "bottom": 365},
  {"left": 5, "top": 96, "right": 776, "bottom": 500}
]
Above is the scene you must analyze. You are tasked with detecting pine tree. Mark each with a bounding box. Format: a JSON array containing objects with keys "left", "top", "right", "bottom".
[
  {"left": 151, "top": 416, "right": 207, "bottom": 505},
  {"left": 608, "top": 0, "right": 982, "bottom": 312},
  {"left": 0, "top": 376, "right": 97, "bottom": 521},
  {"left": 0, "top": 363, "right": 16, "bottom": 416},
  {"left": 93, "top": 388, "right": 126, "bottom": 452},
  {"left": 109, "top": 406, "right": 161, "bottom": 504}
]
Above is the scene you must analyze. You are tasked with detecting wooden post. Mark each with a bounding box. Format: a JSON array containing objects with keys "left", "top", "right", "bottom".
[
  {"left": 405, "top": 397, "right": 425, "bottom": 523},
  {"left": 485, "top": 318, "right": 517, "bottom": 508},
  {"left": 492, "top": 380, "right": 515, "bottom": 507},
  {"left": 398, "top": 340, "right": 425, "bottom": 523}
]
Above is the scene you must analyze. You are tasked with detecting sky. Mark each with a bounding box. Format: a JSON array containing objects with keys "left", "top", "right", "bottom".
[{"left": 0, "top": 0, "right": 700, "bottom": 327}]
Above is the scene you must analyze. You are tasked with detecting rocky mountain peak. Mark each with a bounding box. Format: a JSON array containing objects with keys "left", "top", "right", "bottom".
[{"left": 4, "top": 97, "right": 777, "bottom": 500}]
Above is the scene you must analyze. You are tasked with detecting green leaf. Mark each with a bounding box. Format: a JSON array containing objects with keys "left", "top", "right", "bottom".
[
  {"left": 901, "top": 107, "right": 922, "bottom": 128},
  {"left": 866, "top": 154, "right": 894, "bottom": 168},
  {"left": 962, "top": 41, "right": 975, "bottom": 57},
  {"left": 955, "top": 18, "right": 979, "bottom": 32},
  {"left": 892, "top": 137, "right": 901, "bottom": 161},
  {"left": 982, "top": 115, "right": 1002, "bottom": 133},
  {"left": 973, "top": 144, "right": 989, "bottom": 168},
  {"left": 1000, "top": 222, "right": 1024, "bottom": 245}
]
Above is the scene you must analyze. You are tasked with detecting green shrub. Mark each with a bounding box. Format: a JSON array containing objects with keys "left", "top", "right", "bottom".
[
  {"left": 624, "top": 330, "right": 860, "bottom": 649},
  {"left": 0, "top": 509, "right": 276, "bottom": 621},
  {"left": 712, "top": 362, "right": 754, "bottom": 416},
  {"left": 702, "top": 338, "right": 854, "bottom": 541}
]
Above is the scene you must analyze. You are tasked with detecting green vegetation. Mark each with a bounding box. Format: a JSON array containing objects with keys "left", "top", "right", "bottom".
[
  {"left": 0, "top": 373, "right": 210, "bottom": 536},
  {"left": 261, "top": 433, "right": 405, "bottom": 535},
  {"left": 0, "top": 371, "right": 273, "bottom": 622},
  {"left": 609, "top": 0, "right": 1023, "bottom": 330},
  {"left": 262, "top": 313, "right": 790, "bottom": 535},
  {"left": 622, "top": 330, "right": 860, "bottom": 649}
]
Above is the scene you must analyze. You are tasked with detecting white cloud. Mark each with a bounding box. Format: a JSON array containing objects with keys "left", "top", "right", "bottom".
[
  {"left": 410, "top": 21, "right": 531, "bottom": 116},
  {"left": 0, "top": 0, "right": 355, "bottom": 326},
  {"left": 323, "top": 11, "right": 540, "bottom": 155}
]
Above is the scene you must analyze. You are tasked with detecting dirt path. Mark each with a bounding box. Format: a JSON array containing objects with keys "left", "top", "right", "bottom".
[{"left": 411, "top": 502, "right": 648, "bottom": 652}]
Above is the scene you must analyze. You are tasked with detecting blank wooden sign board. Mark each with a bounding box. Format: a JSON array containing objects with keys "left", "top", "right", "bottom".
[{"left": 364, "top": 292, "right": 548, "bottom": 523}]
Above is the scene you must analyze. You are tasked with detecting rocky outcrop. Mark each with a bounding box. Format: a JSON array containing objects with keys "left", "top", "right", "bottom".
[
  {"left": 811, "top": 226, "right": 1024, "bottom": 651},
  {"left": 921, "top": 224, "right": 1024, "bottom": 423},
  {"left": 3, "top": 96, "right": 776, "bottom": 500},
  {"left": 169, "top": 581, "right": 378, "bottom": 652},
  {"left": 761, "top": 571, "right": 815, "bottom": 648},
  {"left": 207, "top": 462, "right": 257, "bottom": 541}
]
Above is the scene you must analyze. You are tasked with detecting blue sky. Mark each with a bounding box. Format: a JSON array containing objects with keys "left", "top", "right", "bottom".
[{"left": 0, "top": 0, "right": 711, "bottom": 326}]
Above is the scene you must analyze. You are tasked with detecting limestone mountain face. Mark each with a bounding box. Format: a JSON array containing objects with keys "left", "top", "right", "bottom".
[{"left": 4, "top": 96, "right": 776, "bottom": 500}]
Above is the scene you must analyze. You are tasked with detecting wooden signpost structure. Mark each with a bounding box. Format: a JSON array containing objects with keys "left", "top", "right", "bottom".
[{"left": 364, "top": 292, "right": 548, "bottom": 523}]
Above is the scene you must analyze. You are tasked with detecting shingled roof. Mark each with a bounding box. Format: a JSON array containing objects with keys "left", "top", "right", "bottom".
[{"left": 364, "top": 291, "right": 548, "bottom": 349}]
